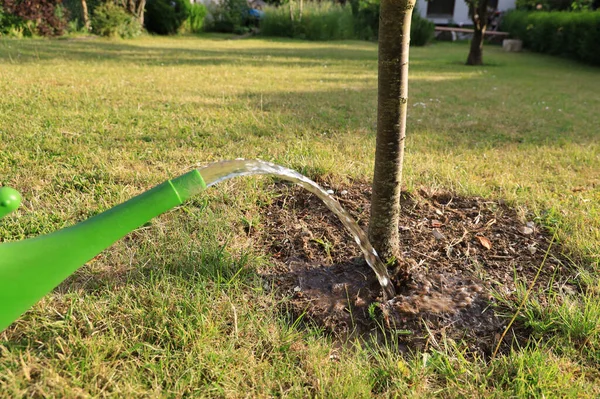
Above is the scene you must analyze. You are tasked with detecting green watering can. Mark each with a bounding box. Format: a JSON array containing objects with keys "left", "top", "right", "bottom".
[{"left": 0, "top": 170, "right": 206, "bottom": 333}]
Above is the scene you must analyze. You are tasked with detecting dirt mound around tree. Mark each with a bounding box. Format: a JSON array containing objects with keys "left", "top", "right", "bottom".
[{"left": 255, "top": 181, "right": 575, "bottom": 356}]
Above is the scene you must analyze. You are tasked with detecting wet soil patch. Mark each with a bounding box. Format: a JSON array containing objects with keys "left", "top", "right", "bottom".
[{"left": 256, "top": 181, "right": 575, "bottom": 356}]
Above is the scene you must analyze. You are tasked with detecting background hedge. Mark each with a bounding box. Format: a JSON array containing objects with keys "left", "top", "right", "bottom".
[
  {"left": 260, "top": 1, "right": 435, "bottom": 45},
  {"left": 502, "top": 10, "right": 600, "bottom": 65}
]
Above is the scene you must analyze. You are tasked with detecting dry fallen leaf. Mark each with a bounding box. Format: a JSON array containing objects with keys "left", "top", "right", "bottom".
[
  {"left": 476, "top": 235, "right": 492, "bottom": 250},
  {"left": 518, "top": 226, "right": 534, "bottom": 235},
  {"left": 432, "top": 229, "right": 445, "bottom": 241},
  {"left": 431, "top": 219, "right": 443, "bottom": 228}
]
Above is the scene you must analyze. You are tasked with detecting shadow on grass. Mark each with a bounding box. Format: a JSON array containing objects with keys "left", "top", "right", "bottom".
[
  {"left": 200, "top": 85, "right": 599, "bottom": 149},
  {"left": 0, "top": 38, "right": 378, "bottom": 68},
  {"left": 1, "top": 37, "right": 597, "bottom": 150}
]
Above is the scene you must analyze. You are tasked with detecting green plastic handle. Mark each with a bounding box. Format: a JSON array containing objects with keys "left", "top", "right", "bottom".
[{"left": 0, "top": 170, "right": 205, "bottom": 332}]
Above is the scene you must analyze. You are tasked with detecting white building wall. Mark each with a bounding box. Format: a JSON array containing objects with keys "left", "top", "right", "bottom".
[
  {"left": 453, "top": 1, "right": 470, "bottom": 25},
  {"left": 419, "top": 0, "right": 517, "bottom": 26},
  {"left": 498, "top": 0, "right": 517, "bottom": 13},
  {"left": 416, "top": 0, "right": 429, "bottom": 19}
]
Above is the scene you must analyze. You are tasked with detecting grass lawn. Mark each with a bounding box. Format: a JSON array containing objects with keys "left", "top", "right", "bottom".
[{"left": 0, "top": 34, "right": 599, "bottom": 397}]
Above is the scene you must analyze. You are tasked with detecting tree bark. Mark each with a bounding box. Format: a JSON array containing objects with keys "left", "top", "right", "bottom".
[
  {"left": 466, "top": 0, "right": 488, "bottom": 66},
  {"left": 369, "top": 0, "right": 415, "bottom": 261},
  {"left": 466, "top": 28, "right": 484, "bottom": 65},
  {"left": 81, "top": 0, "right": 90, "bottom": 31},
  {"left": 136, "top": 0, "right": 146, "bottom": 26}
]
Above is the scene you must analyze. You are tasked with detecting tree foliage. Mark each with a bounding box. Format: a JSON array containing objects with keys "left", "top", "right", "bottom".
[
  {"left": 144, "top": 0, "right": 190, "bottom": 35},
  {"left": 115, "top": 0, "right": 145, "bottom": 25},
  {"left": 91, "top": 1, "right": 141, "bottom": 37}
]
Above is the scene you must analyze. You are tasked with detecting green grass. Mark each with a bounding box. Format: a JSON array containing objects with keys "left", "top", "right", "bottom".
[{"left": 0, "top": 35, "right": 599, "bottom": 397}]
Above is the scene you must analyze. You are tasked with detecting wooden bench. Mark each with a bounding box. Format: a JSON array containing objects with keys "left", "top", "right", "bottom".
[{"left": 435, "top": 26, "right": 509, "bottom": 38}]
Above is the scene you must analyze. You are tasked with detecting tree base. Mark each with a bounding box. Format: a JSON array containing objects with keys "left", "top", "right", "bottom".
[{"left": 466, "top": 55, "right": 483, "bottom": 66}]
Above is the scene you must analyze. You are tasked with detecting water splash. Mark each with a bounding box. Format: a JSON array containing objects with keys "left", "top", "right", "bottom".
[{"left": 199, "top": 159, "right": 396, "bottom": 300}]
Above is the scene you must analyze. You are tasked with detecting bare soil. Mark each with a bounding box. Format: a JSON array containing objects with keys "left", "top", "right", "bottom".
[{"left": 256, "top": 181, "right": 575, "bottom": 356}]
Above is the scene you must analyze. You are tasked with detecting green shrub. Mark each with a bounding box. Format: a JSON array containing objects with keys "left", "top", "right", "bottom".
[
  {"left": 0, "top": 6, "right": 28, "bottom": 36},
  {"left": 501, "top": 10, "right": 600, "bottom": 65},
  {"left": 515, "top": 0, "right": 594, "bottom": 11},
  {"left": 297, "top": 2, "right": 355, "bottom": 40},
  {"left": 145, "top": 0, "right": 190, "bottom": 35},
  {"left": 205, "top": 0, "right": 250, "bottom": 34},
  {"left": 410, "top": 11, "right": 435, "bottom": 46},
  {"left": 259, "top": 4, "right": 293, "bottom": 37},
  {"left": 183, "top": 2, "right": 207, "bottom": 33},
  {"left": 261, "top": 2, "right": 354, "bottom": 40},
  {"left": 353, "top": 0, "right": 380, "bottom": 40},
  {"left": 91, "top": 2, "right": 141, "bottom": 38},
  {"left": 260, "top": 0, "right": 434, "bottom": 45}
]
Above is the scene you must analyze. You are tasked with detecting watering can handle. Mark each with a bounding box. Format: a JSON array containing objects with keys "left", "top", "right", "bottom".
[
  {"left": 0, "top": 170, "right": 206, "bottom": 333},
  {"left": 0, "top": 187, "right": 22, "bottom": 220}
]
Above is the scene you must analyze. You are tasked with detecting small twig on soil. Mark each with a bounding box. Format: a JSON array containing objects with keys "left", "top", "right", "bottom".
[
  {"left": 448, "top": 228, "right": 469, "bottom": 248},
  {"left": 492, "top": 232, "right": 557, "bottom": 359},
  {"left": 411, "top": 249, "right": 438, "bottom": 261},
  {"left": 441, "top": 197, "right": 454, "bottom": 208},
  {"left": 472, "top": 218, "right": 497, "bottom": 233},
  {"left": 444, "top": 207, "right": 466, "bottom": 218}
]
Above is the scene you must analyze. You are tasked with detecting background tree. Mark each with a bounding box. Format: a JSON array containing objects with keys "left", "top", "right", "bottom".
[
  {"left": 465, "top": 0, "right": 489, "bottom": 65},
  {"left": 369, "top": 0, "right": 416, "bottom": 262},
  {"left": 80, "top": 0, "right": 90, "bottom": 30},
  {"left": 118, "top": 0, "right": 146, "bottom": 25}
]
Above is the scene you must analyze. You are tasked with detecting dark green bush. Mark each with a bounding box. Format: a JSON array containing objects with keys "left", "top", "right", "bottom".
[
  {"left": 515, "top": 0, "right": 594, "bottom": 11},
  {"left": 184, "top": 2, "right": 207, "bottom": 33},
  {"left": 145, "top": 0, "right": 190, "bottom": 35},
  {"left": 205, "top": 0, "right": 250, "bottom": 34},
  {"left": 62, "top": 0, "right": 101, "bottom": 30},
  {"left": 353, "top": 0, "right": 379, "bottom": 40},
  {"left": 0, "top": 5, "right": 28, "bottom": 36},
  {"left": 91, "top": 2, "right": 141, "bottom": 38},
  {"left": 259, "top": 4, "right": 292, "bottom": 37},
  {"left": 410, "top": 11, "right": 435, "bottom": 46},
  {"left": 352, "top": 0, "right": 433, "bottom": 44},
  {"left": 501, "top": 10, "right": 600, "bottom": 65}
]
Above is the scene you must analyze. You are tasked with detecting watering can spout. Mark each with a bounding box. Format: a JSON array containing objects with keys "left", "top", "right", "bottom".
[{"left": 0, "top": 170, "right": 206, "bottom": 333}]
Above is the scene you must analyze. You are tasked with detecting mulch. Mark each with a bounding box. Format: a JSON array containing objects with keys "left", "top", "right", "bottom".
[{"left": 255, "top": 180, "right": 575, "bottom": 356}]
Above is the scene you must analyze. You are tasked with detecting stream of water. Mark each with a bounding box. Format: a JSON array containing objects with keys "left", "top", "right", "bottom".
[{"left": 199, "top": 159, "right": 396, "bottom": 300}]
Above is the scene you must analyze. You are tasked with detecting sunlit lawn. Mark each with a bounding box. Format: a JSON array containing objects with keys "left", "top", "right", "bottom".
[{"left": 0, "top": 34, "right": 599, "bottom": 397}]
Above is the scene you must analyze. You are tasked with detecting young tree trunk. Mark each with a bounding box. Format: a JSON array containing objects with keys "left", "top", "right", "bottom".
[
  {"left": 467, "top": 28, "right": 484, "bottom": 65},
  {"left": 369, "top": 0, "right": 415, "bottom": 261},
  {"left": 466, "top": 0, "right": 488, "bottom": 66},
  {"left": 81, "top": 0, "right": 90, "bottom": 31}
]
